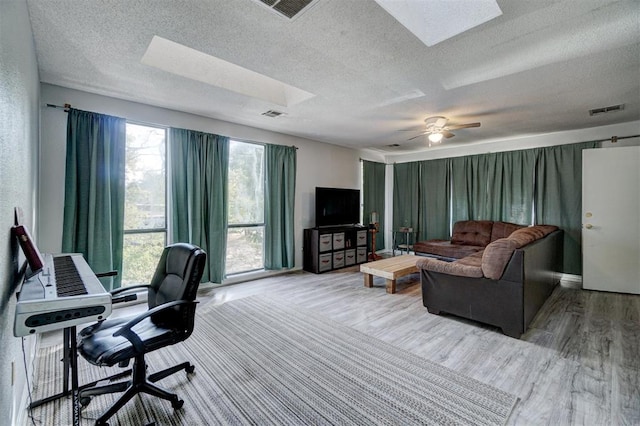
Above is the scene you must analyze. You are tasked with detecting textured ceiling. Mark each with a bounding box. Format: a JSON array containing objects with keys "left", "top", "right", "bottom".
[{"left": 26, "top": 0, "right": 640, "bottom": 153}]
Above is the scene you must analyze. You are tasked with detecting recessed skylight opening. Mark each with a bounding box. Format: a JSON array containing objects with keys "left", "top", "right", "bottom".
[
  {"left": 141, "top": 36, "right": 315, "bottom": 107},
  {"left": 373, "top": 0, "right": 502, "bottom": 47}
]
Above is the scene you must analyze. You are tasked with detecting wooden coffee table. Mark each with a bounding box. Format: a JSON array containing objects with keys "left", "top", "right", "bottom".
[{"left": 360, "top": 254, "right": 420, "bottom": 294}]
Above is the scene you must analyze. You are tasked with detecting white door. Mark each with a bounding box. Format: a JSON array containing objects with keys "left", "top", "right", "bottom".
[{"left": 582, "top": 146, "right": 640, "bottom": 294}]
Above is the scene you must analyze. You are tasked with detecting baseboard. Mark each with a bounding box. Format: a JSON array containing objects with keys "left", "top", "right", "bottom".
[
  {"left": 221, "top": 266, "right": 303, "bottom": 286},
  {"left": 560, "top": 273, "right": 582, "bottom": 289}
]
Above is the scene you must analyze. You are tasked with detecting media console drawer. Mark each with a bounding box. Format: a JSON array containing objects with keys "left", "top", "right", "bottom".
[
  {"left": 319, "top": 234, "right": 332, "bottom": 252},
  {"left": 318, "top": 253, "right": 332, "bottom": 272}
]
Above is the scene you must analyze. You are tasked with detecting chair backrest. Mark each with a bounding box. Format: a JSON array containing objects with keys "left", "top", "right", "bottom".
[{"left": 146, "top": 243, "right": 207, "bottom": 330}]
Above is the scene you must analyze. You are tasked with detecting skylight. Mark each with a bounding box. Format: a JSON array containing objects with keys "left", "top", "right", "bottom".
[
  {"left": 141, "top": 36, "right": 315, "bottom": 107},
  {"left": 373, "top": 0, "right": 502, "bottom": 47}
]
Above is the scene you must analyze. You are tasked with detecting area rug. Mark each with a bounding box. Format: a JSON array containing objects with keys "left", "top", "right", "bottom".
[{"left": 31, "top": 296, "right": 518, "bottom": 425}]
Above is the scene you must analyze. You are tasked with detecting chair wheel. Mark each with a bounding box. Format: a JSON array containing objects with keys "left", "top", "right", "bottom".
[
  {"left": 172, "top": 399, "right": 184, "bottom": 410},
  {"left": 79, "top": 396, "right": 92, "bottom": 407},
  {"left": 185, "top": 365, "right": 195, "bottom": 374}
]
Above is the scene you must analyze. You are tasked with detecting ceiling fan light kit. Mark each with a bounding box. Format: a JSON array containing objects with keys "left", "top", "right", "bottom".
[
  {"left": 428, "top": 133, "right": 443, "bottom": 143},
  {"left": 406, "top": 116, "right": 481, "bottom": 146}
]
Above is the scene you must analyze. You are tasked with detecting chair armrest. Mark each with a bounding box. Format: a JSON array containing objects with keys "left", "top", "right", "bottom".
[
  {"left": 112, "top": 300, "right": 199, "bottom": 352},
  {"left": 111, "top": 284, "right": 150, "bottom": 296},
  {"left": 95, "top": 270, "right": 118, "bottom": 278},
  {"left": 110, "top": 284, "right": 150, "bottom": 304}
]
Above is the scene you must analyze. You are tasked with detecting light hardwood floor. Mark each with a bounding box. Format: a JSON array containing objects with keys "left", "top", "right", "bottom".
[
  {"left": 39, "top": 265, "right": 640, "bottom": 425},
  {"left": 198, "top": 266, "right": 640, "bottom": 425}
]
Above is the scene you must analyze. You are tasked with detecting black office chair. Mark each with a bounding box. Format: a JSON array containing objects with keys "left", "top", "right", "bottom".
[{"left": 77, "top": 243, "right": 207, "bottom": 426}]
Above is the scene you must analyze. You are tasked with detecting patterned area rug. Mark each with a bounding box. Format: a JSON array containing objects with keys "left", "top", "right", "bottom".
[{"left": 31, "top": 296, "right": 518, "bottom": 425}]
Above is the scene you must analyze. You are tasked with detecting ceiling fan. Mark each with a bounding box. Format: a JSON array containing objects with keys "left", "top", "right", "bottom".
[{"left": 407, "top": 116, "right": 481, "bottom": 144}]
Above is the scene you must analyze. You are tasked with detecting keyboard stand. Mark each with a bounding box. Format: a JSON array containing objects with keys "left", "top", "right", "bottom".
[
  {"left": 28, "top": 326, "right": 80, "bottom": 425},
  {"left": 28, "top": 326, "right": 131, "bottom": 426}
]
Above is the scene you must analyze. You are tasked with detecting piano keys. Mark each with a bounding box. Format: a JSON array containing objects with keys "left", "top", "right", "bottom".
[{"left": 14, "top": 253, "right": 112, "bottom": 337}]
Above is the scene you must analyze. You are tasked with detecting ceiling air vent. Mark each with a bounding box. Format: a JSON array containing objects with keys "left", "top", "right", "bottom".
[
  {"left": 262, "top": 110, "right": 285, "bottom": 118},
  {"left": 257, "top": 0, "right": 318, "bottom": 19},
  {"left": 589, "top": 104, "right": 624, "bottom": 116}
]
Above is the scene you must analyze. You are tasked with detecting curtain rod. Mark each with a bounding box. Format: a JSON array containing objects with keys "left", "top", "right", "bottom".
[
  {"left": 601, "top": 134, "right": 640, "bottom": 143},
  {"left": 43, "top": 106, "right": 301, "bottom": 150},
  {"left": 46, "top": 103, "right": 71, "bottom": 111}
]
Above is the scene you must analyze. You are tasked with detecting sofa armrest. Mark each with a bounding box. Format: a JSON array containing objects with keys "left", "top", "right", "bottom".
[{"left": 482, "top": 238, "right": 518, "bottom": 280}]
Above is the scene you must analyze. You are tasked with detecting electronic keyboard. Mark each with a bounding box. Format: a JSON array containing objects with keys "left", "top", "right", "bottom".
[{"left": 14, "top": 253, "right": 112, "bottom": 337}]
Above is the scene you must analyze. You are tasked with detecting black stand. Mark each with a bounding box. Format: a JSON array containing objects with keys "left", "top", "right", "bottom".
[{"left": 28, "top": 326, "right": 131, "bottom": 426}]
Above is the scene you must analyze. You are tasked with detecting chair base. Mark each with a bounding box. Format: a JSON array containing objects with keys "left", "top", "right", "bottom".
[{"left": 79, "top": 356, "right": 194, "bottom": 426}]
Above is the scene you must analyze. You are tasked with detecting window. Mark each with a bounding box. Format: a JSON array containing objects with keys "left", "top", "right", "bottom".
[
  {"left": 122, "top": 123, "right": 166, "bottom": 286},
  {"left": 226, "top": 140, "right": 265, "bottom": 275}
]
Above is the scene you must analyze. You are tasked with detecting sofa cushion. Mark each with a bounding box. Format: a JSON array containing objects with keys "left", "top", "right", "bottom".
[
  {"left": 482, "top": 238, "right": 518, "bottom": 280},
  {"left": 413, "top": 240, "right": 484, "bottom": 259},
  {"left": 490, "top": 221, "right": 526, "bottom": 242},
  {"left": 417, "top": 257, "right": 483, "bottom": 278},
  {"left": 450, "top": 220, "right": 493, "bottom": 247}
]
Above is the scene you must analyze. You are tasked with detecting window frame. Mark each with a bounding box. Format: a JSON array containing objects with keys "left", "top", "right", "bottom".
[{"left": 225, "top": 138, "right": 266, "bottom": 277}]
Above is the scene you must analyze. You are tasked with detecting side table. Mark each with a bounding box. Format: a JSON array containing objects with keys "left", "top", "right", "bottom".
[{"left": 392, "top": 227, "right": 416, "bottom": 256}]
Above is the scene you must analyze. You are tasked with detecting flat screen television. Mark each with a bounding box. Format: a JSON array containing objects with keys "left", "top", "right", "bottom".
[{"left": 315, "top": 187, "right": 360, "bottom": 227}]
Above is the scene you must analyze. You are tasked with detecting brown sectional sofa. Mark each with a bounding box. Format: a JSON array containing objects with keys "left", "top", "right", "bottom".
[
  {"left": 416, "top": 222, "right": 561, "bottom": 338},
  {"left": 413, "top": 220, "right": 526, "bottom": 259}
]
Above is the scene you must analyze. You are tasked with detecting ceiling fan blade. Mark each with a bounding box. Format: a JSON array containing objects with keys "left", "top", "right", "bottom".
[
  {"left": 407, "top": 132, "right": 428, "bottom": 141},
  {"left": 447, "top": 122, "right": 481, "bottom": 130},
  {"left": 442, "top": 130, "right": 455, "bottom": 139}
]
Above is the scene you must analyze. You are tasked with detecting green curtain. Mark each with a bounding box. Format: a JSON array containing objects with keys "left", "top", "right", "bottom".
[
  {"left": 419, "top": 158, "right": 450, "bottom": 240},
  {"left": 395, "top": 140, "right": 599, "bottom": 274},
  {"left": 450, "top": 155, "right": 491, "bottom": 223},
  {"left": 486, "top": 150, "right": 536, "bottom": 224},
  {"left": 62, "top": 108, "right": 126, "bottom": 291},
  {"left": 362, "top": 160, "right": 386, "bottom": 249},
  {"left": 534, "top": 141, "right": 600, "bottom": 274},
  {"left": 450, "top": 150, "right": 535, "bottom": 226},
  {"left": 264, "top": 144, "right": 296, "bottom": 269},
  {"left": 393, "top": 162, "right": 421, "bottom": 233},
  {"left": 169, "top": 128, "right": 229, "bottom": 283}
]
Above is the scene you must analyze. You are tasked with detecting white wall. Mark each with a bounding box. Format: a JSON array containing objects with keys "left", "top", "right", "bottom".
[
  {"left": 0, "top": 1, "right": 41, "bottom": 424},
  {"left": 39, "top": 83, "right": 361, "bottom": 271}
]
